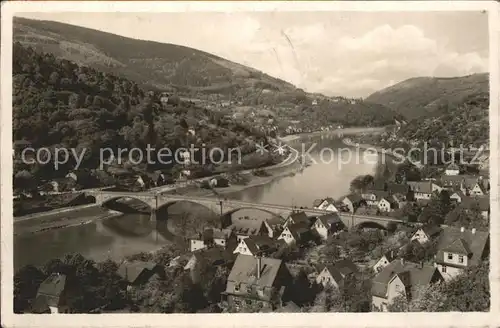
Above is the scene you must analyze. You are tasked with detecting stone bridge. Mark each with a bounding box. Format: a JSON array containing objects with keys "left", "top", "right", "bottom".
[{"left": 85, "top": 190, "right": 402, "bottom": 229}]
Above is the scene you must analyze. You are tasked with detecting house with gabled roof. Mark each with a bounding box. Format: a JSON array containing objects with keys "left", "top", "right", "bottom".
[
  {"left": 410, "top": 225, "right": 442, "bottom": 244},
  {"left": 228, "top": 216, "right": 269, "bottom": 242},
  {"left": 378, "top": 196, "right": 398, "bottom": 212},
  {"left": 361, "top": 190, "right": 389, "bottom": 206},
  {"left": 313, "top": 213, "right": 345, "bottom": 240},
  {"left": 434, "top": 226, "right": 489, "bottom": 280},
  {"left": 31, "top": 273, "right": 70, "bottom": 314},
  {"left": 189, "top": 227, "right": 236, "bottom": 252},
  {"left": 233, "top": 235, "right": 287, "bottom": 257},
  {"left": 117, "top": 261, "right": 164, "bottom": 289},
  {"left": 283, "top": 211, "right": 310, "bottom": 228},
  {"left": 460, "top": 196, "right": 490, "bottom": 220},
  {"left": 341, "top": 194, "right": 365, "bottom": 213},
  {"left": 407, "top": 181, "right": 442, "bottom": 200},
  {"left": 371, "top": 259, "right": 443, "bottom": 311},
  {"left": 316, "top": 258, "right": 358, "bottom": 288},
  {"left": 222, "top": 254, "right": 293, "bottom": 311},
  {"left": 278, "top": 222, "right": 311, "bottom": 246},
  {"left": 313, "top": 197, "right": 339, "bottom": 212},
  {"left": 184, "top": 246, "right": 234, "bottom": 283},
  {"left": 373, "top": 249, "right": 398, "bottom": 273},
  {"left": 263, "top": 216, "right": 284, "bottom": 239},
  {"left": 450, "top": 190, "right": 468, "bottom": 203},
  {"left": 445, "top": 163, "right": 460, "bottom": 176}
]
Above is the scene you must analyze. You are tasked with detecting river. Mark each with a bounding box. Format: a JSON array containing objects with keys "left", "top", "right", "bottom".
[{"left": 14, "top": 134, "right": 379, "bottom": 271}]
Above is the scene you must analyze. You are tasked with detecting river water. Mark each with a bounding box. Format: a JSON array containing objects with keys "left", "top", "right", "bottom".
[{"left": 14, "top": 134, "right": 378, "bottom": 271}]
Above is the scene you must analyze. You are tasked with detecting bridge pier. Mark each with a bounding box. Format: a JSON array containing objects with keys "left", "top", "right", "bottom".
[{"left": 150, "top": 209, "right": 157, "bottom": 222}]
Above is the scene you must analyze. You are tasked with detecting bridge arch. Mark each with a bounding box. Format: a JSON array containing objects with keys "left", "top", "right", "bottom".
[
  {"left": 98, "top": 196, "right": 155, "bottom": 212},
  {"left": 222, "top": 207, "right": 285, "bottom": 220},
  {"left": 354, "top": 221, "right": 387, "bottom": 230}
]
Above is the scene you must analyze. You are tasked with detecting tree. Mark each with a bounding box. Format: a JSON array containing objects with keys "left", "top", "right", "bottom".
[{"left": 14, "top": 265, "right": 47, "bottom": 313}]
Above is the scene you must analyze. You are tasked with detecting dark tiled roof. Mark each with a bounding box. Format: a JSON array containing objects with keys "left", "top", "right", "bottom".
[
  {"left": 192, "top": 246, "right": 234, "bottom": 266},
  {"left": 387, "top": 183, "right": 410, "bottom": 195},
  {"left": 334, "top": 259, "right": 358, "bottom": 276},
  {"left": 383, "top": 249, "right": 398, "bottom": 262},
  {"left": 371, "top": 260, "right": 437, "bottom": 298},
  {"left": 203, "top": 227, "right": 233, "bottom": 240},
  {"left": 226, "top": 254, "right": 283, "bottom": 288},
  {"left": 435, "top": 226, "right": 489, "bottom": 267},
  {"left": 461, "top": 196, "right": 490, "bottom": 211},
  {"left": 287, "top": 222, "right": 310, "bottom": 240},
  {"left": 288, "top": 211, "right": 309, "bottom": 224},
  {"left": 407, "top": 181, "right": 433, "bottom": 194},
  {"left": 37, "top": 273, "right": 67, "bottom": 298},
  {"left": 117, "top": 261, "right": 158, "bottom": 283},
  {"left": 323, "top": 265, "right": 344, "bottom": 284},
  {"left": 317, "top": 213, "right": 342, "bottom": 227},
  {"left": 230, "top": 217, "right": 265, "bottom": 236},
  {"left": 421, "top": 225, "right": 442, "bottom": 238},
  {"left": 313, "top": 199, "right": 323, "bottom": 207},
  {"left": 243, "top": 236, "right": 280, "bottom": 255}
]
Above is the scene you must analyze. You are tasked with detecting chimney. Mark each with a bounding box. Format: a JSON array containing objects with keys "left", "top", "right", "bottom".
[
  {"left": 472, "top": 228, "right": 476, "bottom": 234},
  {"left": 400, "top": 258, "right": 405, "bottom": 266},
  {"left": 460, "top": 226, "right": 465, "bottom": 233},
  {"left": 256, "top": 255, "right": 262, "bottom": 279}
]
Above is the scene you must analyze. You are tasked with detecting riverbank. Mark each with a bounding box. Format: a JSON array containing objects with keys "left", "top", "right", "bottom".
[{"left": 14, "top": 207, "right": 123, "bottom": 236}]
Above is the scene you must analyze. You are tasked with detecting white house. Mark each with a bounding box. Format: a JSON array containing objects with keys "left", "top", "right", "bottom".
[
  {"left": 316, "top": 259, "right": 357, "bottom": 288},
  {"left": 373, "top": 249, "right": 397, "bottom": 273},
  {"left": 313, "top": 213, "right": 344, "bottom": 240},
  {"left": 189, "top": 228, "right": 234, "bottom": 252},
  {"left": 445, "top": 163, "right": 460, "bottom": 176},
  {"left": 313, "top": 198, "right": 339, "bottom": 212},
  {"left": 434, "top": 226, "right": 489, "bottom": 281},
  {"left": 407, "top": 181, "right": 442, "bottom": 200},
  {"left": 278, "top": 223, "right": 310, "bottom": 246},
  {"left": 233, "top": 236, "right": 285, "bottom": 257},
  {"left": 410, "top": 225, "right": 442, "bottom": 244},
  {"left": 371, "top": 259, "right": 443, "bottom": 312},
  {"left": 377, "top": 197, "right": 395, "bottom": 213}
]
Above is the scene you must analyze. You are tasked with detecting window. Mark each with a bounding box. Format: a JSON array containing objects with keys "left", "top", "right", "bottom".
[
  {"left": 221, "top": 240, "right": 225, "bottom": 244},
  {"left": 458, "top": 255, "right": 464, "bottom": 263},
  {"left": 447, "top": 253, "right": 453, "bottom": 260},
  {"left": 234, "top": 283, "right": 241, "bottom": 292},
  {"left": 442, "top": 266, "right": 447, "bottom": 273},
  {"left": 395, "top": 284, "right": 402, "bottom": 292}
]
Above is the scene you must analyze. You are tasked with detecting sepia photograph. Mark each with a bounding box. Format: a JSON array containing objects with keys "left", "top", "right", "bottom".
[{"left": 1, "top": 1, "right": 499, "bottom": 326}]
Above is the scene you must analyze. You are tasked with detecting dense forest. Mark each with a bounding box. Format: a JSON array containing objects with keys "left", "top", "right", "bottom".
[
  {"left": 13, "top": 42, "right": 274, "bottom": 182},
  {"left": 398, "top": 92, "right": 489, "bottom": 147}
]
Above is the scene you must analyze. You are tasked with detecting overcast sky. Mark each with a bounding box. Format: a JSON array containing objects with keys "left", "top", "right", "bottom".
[{"left": 18, "top": 11, "right": 489, "bottom": 97}]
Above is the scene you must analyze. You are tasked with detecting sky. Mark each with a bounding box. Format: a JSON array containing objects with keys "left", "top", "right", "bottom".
[{"left": 17, "top": 11, "right": 489, "bottom": 97}]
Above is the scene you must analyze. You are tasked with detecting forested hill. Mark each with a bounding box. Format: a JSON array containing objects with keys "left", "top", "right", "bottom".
[
  {"left": 14, "top": 17, "right": 401, "bottom": 129},
  {"left": 14, "top": 17, "right": 296, "bottom": 95},
  {"left": 366, "top": 73, "right": 489, "bottom": 120},
  {"left": 13, "top": 43, "right": 272, "bottom": 179}
]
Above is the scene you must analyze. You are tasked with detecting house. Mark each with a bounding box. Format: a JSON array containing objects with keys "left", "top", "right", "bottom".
[
  {"left": 117, "top": 261, "right": 165, "bottom": 289},
  {"left": 49, "top": 178, "right": 76, "bottom": 193},
  {"left": 233, "top": 235, "right": 287, "bottom": 257},
  {"left": 283, "top": 211, "right": 310, "bottom": 228},
  {"left": 467, "top": 181, "right": 487, "bottom": 196},
  {"left": 264, "top": 216, "right": 283, "bottom": 238},
  {"left": 445, "top": 163, "right": 460, "bottom": 176},
  {"left": 391, "top": 193, "right": 407, "bottom": 209},
  {"left": 440, "top": 175, "right": 467, "bottom": 189},
  {"left": 316, "top": 259, "right": 358, "bottom": 288},
  {"left": 313, "top": 213, "right": 344, "bottom": 240},
  {"left": 278, "top": 222, "right": 311, "bottom": 245},
  {"left": 312, "top": 99, "right": 318, "bottom": 106},
  {"left": 313, "top": 198, "right": 338, "bottom": 212},
  {"left": 407, "top": 181, "right": 442, "bottom": 200},
  {"left": 371, "top": 259, "right": 443, "bottom": 311},
  {"left": 459, "top": 176, "right": 483, "bottom": 196},
  {"left": 434, "top": 226, "right": 489, "bottom": 281},
  {"left": 135, "top": 174, "right": 152, "bottom": 189},
  {"left": 227, "top": 216, "right": 269, "bottom": 242},
  {"left": 378, "top": 196, "right": 397, "bottom": 212},
  {"left": 184, "top": 246, "right": 234, "bottom": 283},
  {"left": 31, "top": 273, "right": 70, "bottom": 314},
  {"left": 461, "top": 196, "right": 490, "bottom": 220},
  {"left": 65, "top": 170, "right": 94, "bottom": 187},
  {"left": 361, "top": 190, "right": 389, "bottom": 206},
  {"left": 147, "top": 171, "right": 166, "bottom": 187},
  {"left": 341, "top": 194, "right": 365, "bottom": 213},
  {"left": 189, "top": 227, "right": 235, "bottom": 252},
  {"left": 386, "top": 183, "right": 410, "bottom": 196},
  {"left": 223, "top": 254, "right": 293, "bottom": 311},
  {"left": 410, "top": 225, "right": 442, "bottom": 244},
  {"left": 450, "top": 190, "right": 468, "bottom": 203},
  {"left": 373, "top": 249, "right": 398, "bottom": 273}
]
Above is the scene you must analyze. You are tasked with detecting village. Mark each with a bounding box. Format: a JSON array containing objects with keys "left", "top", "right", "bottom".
[{"left": 27, "top": 155, "right": 490, "bottom": 313}]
